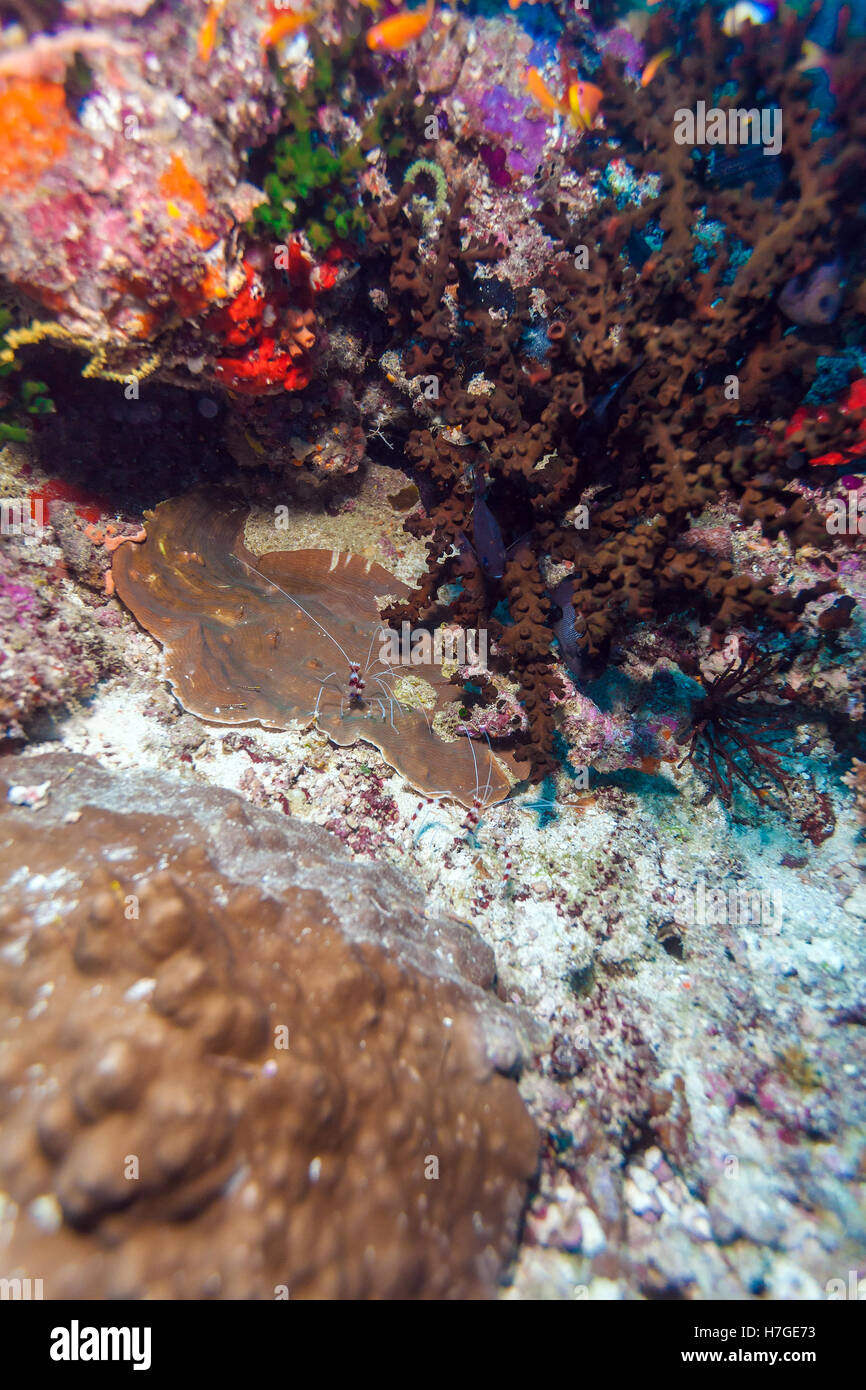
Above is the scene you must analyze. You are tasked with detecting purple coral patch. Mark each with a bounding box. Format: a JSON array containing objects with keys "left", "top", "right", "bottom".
[{"left": 479, "top": 85, "right": 549, "bottom": 178}]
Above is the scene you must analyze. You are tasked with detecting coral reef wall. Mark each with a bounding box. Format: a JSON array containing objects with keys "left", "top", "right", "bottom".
[{"left": 1, "top": 0, "right": 866, "bottom": 1309}]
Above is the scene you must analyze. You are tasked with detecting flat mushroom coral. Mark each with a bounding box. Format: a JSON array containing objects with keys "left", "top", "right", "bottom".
[{"left": 112, "top": 488, "right": 511, "bottom": 808}]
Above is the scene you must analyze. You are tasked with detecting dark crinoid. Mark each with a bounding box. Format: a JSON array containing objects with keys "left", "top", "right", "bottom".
[{"left": 681, "top": 646, "right": 793, "bottom": 806}]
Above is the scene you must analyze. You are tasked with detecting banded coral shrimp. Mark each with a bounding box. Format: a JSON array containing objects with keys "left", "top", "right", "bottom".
[
  {"left": 235, "top": 552, "right": 521, "bottom": 878},
  {"left": 235, "top": 554, "right": 408, "bottom": 730},
  {"left": 407, "top": 729, "right": 517, "bottom": 898},
  {"left": 309, "top": 622, "right": 411, "bottom": 731}
]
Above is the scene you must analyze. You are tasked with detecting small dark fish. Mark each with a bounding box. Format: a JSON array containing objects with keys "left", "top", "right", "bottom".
[
  {"left": 550, "top": 577, "right": 580, "bottom": 661},
  {"left": 472, "top": 470, "right": 506, "bottom": 580},
  {"left": 590, "top": 354, "right": 645, "bottom": 427},
  {"left": 706, "top": 144, "right": 784, "bottom": 198},
  {"left": 548, "top": 577, "right": 600, "bottom": 681},
  {"left": 779, "top": 260, "right": 843, "bottom": 326},
  {"left": 625, "top": 227, "right": 654, "bottom": 271}
]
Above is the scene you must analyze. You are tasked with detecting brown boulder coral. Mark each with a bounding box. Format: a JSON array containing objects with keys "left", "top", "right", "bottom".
[
  {"left": 0, "top": 753, "right": 538, "bottom": 1299},
  {"left": 111, "top": 488, "right": 512, "bottom": 807}
]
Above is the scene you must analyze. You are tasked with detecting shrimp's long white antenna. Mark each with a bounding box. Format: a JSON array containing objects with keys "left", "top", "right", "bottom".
[
  {"left": 465, "top": 726, "right": 481, "bottom": 802},
  {"left": 366, "top": 626, "right": 403, "bottom": 689},
  {"left": 481, "top": 729, "right": 495, "bottom": 806},
  {"left": 371, "top": 675, "right": 401, "bottom": 730},
  {"left": 236, "top": 555, "right": 354, "bottom": 667},
  {"left": 371, "top": 673, "right": 405, "bottom": 715},
  {"left": 369, "top": 661, "right": 434, "bottom": 735},
  {"left": 313, "top": 672, "right": 339, "bottom": 720},
  {"left": 363, "top": 625, "right": 443, "bottom": 737},
  {"left": 362, "top": 624, "right": 381, "bottom": 679}
]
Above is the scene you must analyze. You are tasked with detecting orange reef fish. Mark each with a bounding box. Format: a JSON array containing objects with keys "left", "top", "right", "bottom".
[
  {"left": 366, "top": 0, "right": 434, "bottom": 52},
  {"left": 261, "top": 9, "right": 314, "bottom": 48},
  {"left": 198, "top": 0, "right": 228, "bottom": 63},
  {"left": 640, "top": 48, "right": 672, "bottom": 88},
  {"left": 524, "top": 66, "right": 603, "bottom": 130},
  {"left": 566, "top": 78, "right": 603, "bottom": 129},
  {"left": 524, "top": 65, "right": 563, "bottom": 115}
]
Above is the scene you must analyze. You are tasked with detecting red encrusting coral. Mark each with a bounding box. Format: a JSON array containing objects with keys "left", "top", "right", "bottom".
[
  {"left": 206, "top": 243, "right": 324, "bottom": 394},
  {"left": 785, "top": 377, "right": 866, "bottom": 469},
  {"left": 0, "top": 78, "right": 80, "bottom": 192}
]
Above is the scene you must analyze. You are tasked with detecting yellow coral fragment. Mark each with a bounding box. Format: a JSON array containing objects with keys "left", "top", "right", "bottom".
[{"left": 5, "top": 319, "right": 162, "bottom": 383}]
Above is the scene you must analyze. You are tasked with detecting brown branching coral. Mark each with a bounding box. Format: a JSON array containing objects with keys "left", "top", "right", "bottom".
[
  {"left": 0, "top": 752, "right": 538, "bottom": 1298},
  {"left": 494, "top": 544, "right": 563, "bottom": 779},
  {"left": 370, "top": 7, "right": 866, "bottom": 780}
]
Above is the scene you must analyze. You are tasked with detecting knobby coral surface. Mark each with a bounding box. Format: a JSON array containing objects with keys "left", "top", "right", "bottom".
[{"left": 0, "top": 752, "right": 538, "bottom": 1299}]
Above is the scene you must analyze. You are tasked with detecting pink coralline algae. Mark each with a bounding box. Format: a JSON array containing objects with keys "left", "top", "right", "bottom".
[
  {"left": 0, "top": 7, "right": 288, "bottom": 384},
  {"left": 0, "top": 540, "right": 109, "bottom": 737},
  {"left": 555, "top": 678, "right": 641, "bottom": 772}
]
